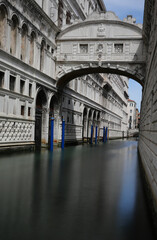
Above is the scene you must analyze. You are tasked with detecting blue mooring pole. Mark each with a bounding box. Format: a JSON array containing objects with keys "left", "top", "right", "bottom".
[
  {"left": 61, "top": 119, "right": 65, "bottom": 149},
  {"left": 103, "top": 127, "right": 106, "bottom": 143},
  {"left": 50, "top": 118, "right": 54, "bottom": 151},
  {"left": 95, "top": 126, "right": 98, "bottom": 144},
  {"left": 106, "top": 127, "right": 108, "bottom": 141},
  {"left": 90, "top": 125, "right": 93, "bottom": 144}
]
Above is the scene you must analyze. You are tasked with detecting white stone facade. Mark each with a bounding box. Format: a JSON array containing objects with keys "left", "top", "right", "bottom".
[
  {"left": 0, "top": 0, "right": 129, "bottom": 149},
  {"left": 127, "top": 99, "right": 136, "bottom": 129}
]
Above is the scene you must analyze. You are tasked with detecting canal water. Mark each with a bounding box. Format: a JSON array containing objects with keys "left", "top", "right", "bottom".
[{"left": 0, "top": 140, "right": 155, "bottom": 240}]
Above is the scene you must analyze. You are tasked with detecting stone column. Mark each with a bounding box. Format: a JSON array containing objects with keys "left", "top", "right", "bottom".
[
  {"left": 25, "top": 100, "right": 28, "bottom": 118},
  {"left": 24, "top": 79, "right": 29, "bottom": 96},
  {"left": 26, "top": 35, "right": 31, "bottom": 65},
  {"left": 36, "top": 42, "right": 41, "bottom": 70},
  {"left": 4, "top": 70, "right": 9, "bottom": 90},
  {"left": 6, "top": 19, "right": 12, "bottom": 53},
  {"left": 17, "top": 27, "right": 22, "bottom": 59},
  {"left": 41, "top": 106, "right": 49, "bottom": 147},
  {"left": 15, "top": 75, "right": 20, "bottom": 93}
]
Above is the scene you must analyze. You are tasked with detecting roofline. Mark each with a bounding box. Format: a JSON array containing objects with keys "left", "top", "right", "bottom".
[{"left": 128, "top": 99, "right": 136, "bottom": 102}]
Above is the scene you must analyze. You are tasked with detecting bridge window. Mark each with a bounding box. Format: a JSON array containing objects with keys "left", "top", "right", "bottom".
[
  {"left": 114, "top": 44, "right": 123, "bottom": 53},
  {"left": 80, "top": 44, "right": 88, "bottom": 54}
]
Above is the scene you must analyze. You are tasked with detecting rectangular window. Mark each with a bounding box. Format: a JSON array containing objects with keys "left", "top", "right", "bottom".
[
  {"left": 114, "top": 44, "right": 123, "bottom": 53},
  {"left": 28, "top": 107, "right": 31, "bottom": 116},
  {"left": 29, "top": 83, "right": 32, "bottom": 97},
  {"left": 80, "top": 44, "right": 88, "bottom": 54},
  {"left": 9, "top": 75, "right": 16, "bottom": 91},
  {"left": 21, "top": 106, "right": 25, "bottom": 116},
  {"left": 20, "top": 80, "right": 25, "bottom": 94},
  {"left": 0, "top": 71, "right": 4, "bottom": 88},
  {"left": 130, "top": 110, "right": 132, "bottom": 113}
]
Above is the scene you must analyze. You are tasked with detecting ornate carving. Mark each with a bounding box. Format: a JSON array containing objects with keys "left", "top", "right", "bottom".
[{"left": 97, "top": 24, "right": 106, "bottom": 37}]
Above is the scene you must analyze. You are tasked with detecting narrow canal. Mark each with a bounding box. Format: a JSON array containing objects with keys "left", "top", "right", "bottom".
[{"left": 0, "top": 140, "right": 155, "bottom": 240}]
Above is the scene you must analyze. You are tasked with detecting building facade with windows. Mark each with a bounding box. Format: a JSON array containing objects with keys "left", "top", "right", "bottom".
[
  {"left": 0, "top": 0, "right": 129, "bottom": 150},
  {"left": 127, "top": 99, "right": 136, "bottom": 129}
]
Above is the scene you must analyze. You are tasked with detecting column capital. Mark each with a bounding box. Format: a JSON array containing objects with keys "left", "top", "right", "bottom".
[
  {"left": 7, "top": 18, "right": 12, "bottom": 26},
  {"left": 18, "top": 27, "right": 22, "bottom": 34},
  {"left": 36, "top": 42, "right": 41, "bottom": 49}
]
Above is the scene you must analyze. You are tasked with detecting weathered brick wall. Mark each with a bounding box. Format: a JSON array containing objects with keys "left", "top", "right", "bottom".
[{"left": 139, "top": 0, "right": 157, "bottom": 209}]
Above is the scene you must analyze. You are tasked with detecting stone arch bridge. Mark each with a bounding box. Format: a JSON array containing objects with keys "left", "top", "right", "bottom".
[{"left": 56, "top": 12, "right": 146, "bottom": 89}]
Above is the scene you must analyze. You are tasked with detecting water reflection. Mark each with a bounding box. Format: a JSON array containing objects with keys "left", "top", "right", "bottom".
[
  {"left": 0, "top": 141, "right": 155, "bottom": 240},
  {"left": 116, "top": 143, "right": 138, "bottom": 238}
]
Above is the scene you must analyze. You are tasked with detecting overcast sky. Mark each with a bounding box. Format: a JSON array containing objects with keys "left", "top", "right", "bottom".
[{"left": 103, "top": 0, "right": 145, "bottom": 111}]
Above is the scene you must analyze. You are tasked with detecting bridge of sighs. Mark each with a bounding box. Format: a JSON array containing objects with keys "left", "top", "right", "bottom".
[{"left": 56, "top": 12, "right": 146, "bottom": 89}]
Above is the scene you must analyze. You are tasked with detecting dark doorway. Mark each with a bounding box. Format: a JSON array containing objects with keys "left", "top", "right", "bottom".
[
  {"left": 48, "top": 95, "right": 58, "bottom": 148},
  {"left": 35, "top": 90, "right": 47, "bottom": 148},
  {"left": 82, "top": 107, "right": 87, "bottom": 142}
]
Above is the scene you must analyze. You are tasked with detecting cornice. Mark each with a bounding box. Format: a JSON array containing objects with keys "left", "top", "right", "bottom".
[
  {"left": 57, "top": 19, "right": 142, "bottom": 39},
  {"left": 25, "top": 0, "right": 60, "bottom": 32}
]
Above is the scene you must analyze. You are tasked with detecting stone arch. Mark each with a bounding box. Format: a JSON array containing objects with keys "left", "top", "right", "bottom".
[
  {"left": 10, "top": 14, "right": 19, "bottom": 55},
  {"left": 87, "top": 109, "right": 93, "bottom": 139},
  {"left": 56, "top": 65, "right": 144, "bottom": 90},
  {"left": 88, "top": 109, "right": 93, "bottom": 120},
  {"left": 48, "top": 94, "right": 60, "bottom": 145},
  {"left": 36, "top": 89, "right": 47, "bottom": 109},
  {"left": 82, "top": 107, "right": 88, "bottom": 140},
  {"left": 93, "top": 110, "right": 96, "bottom": 121},
  {"left": 35, "top": 88, "right": 48, "bottom": 148},
  {"left": 21, "top": 23, "right": 28, "bottom": 61},
  {"left": 49, "top": 94, "right": 59, "bottom": 117},
  {"left": 97, "top": 112, "right": 100, "bottom": 121},
  {"left": 40, "top": 39, "right": 46, "bottom": 71},
  {"left": 0, "top": 4, "right": 8, "bottom": 50},
  {"left": 29, "top": 31, "right": 36, "bottom": 65}
]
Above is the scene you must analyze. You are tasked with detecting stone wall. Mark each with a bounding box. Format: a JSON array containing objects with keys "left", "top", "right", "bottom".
[{"left": 139, "top": 0, "right": 157, "bottom": 211}]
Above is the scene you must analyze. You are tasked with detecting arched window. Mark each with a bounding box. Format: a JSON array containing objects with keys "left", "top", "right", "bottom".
[
  {"left": 21, "top": 24, "right": 28, "bottom": 61},
  {"left": 29, "top": 31, "right": 36, "bottom": 65},
  {"left": 10, "top": 15, "right": 18, "bottom": 55},
  {"left": 40, "top": 40, "right": 46, "bottom": 71},
  {"left": 0, "top": 5, "right": 7, "bottom": 50}
]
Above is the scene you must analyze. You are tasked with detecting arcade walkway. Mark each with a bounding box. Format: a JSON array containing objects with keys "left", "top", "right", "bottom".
[{"left": 0, "top": 140, "right": 155, "bottom": 240}]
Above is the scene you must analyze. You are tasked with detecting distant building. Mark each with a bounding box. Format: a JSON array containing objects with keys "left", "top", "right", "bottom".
[
  {"left": 127, "top": 99, "right": 136, "bottom": 129},
  {"left": 135, "top": 108, "right": 140, "bottom": 128}
]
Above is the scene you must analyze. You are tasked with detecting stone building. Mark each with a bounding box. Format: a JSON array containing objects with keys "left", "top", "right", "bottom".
[
  {"left": 0, "top": 0, "right": 129, "bottom": 150},
  {"left": 139, "top": 0, "right": 157, "bottom": 214},
  {"left": 127, "top": 99, "right": 136, "bottom": 129},
  {"left": 135, "top": 108, "right": 140, "bottom": 128}
]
